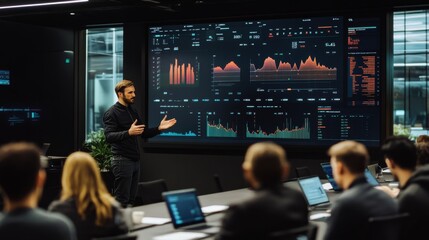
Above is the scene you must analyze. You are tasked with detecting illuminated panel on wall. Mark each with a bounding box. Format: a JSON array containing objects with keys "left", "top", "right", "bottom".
[
  {"left": 0, "top": 70, "right": 10, "bottom": 85},
  {"left": 147, "top": 16, "right": 382, "bottom": 147}
]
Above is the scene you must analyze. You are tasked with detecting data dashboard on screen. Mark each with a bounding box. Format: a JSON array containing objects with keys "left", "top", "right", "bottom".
[{"left": 147, "top": 16, "right": 382, "bottom": 147}]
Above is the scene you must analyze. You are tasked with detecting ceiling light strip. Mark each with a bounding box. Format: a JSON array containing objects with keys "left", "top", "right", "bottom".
[{"left": 0, "top": 0, "right": 89, "bottom": 10}]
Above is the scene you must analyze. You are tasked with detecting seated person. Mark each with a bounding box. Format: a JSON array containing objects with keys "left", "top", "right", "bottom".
[
  {"left": 416, "top": 134, "right": 429, "bottom": 144},
  {"left": 48, "top": 151, "right": 129, "bottom": 240},
  {"left": 324, "top": 140, "right": 398, "bottom": 240},
  {"left": 416, "top": 141, "right": 429, "bottom": 167},
  {"left": 378, "top": 135, "right": 429, "bottom": 240},
  {"left": 215, "top": 141, "right": 309, "bottom": 240},
  {"left": 0, "top": 142, "right": 76, "bottom": 240}
]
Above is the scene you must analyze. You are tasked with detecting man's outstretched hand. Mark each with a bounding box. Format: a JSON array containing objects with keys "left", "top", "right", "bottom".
[
  {"left": 129, "top": 119, "right": 145, "bottom": 136},
  {"left": 158, "top": 115, "right": 177, "bottom": 131}
]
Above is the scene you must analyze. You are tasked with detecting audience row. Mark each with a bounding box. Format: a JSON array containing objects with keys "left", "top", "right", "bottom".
[{"left": 0, "top": 135, "right": 428, "bottom": 240}]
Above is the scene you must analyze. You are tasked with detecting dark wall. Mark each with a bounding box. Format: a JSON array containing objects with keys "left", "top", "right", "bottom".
[{"left": 0, "top": 21, "right": 75, "bottom": 156}]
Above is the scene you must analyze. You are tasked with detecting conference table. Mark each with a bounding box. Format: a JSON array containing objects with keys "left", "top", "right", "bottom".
[{"left": 126, "top": 180, "right": 341, "bottom": 240}]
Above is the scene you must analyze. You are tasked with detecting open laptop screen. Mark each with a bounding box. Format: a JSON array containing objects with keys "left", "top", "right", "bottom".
[
  {"left": 364, "top": 168, "right": 380, "bottom": 186},
  {"left": 321, "top": 162, "right": 379, "bottom": 189},
  {"left": 297, "top": 175, "right": 330, "bottom": 207},
  {"left": 320, "top": 162, "right": 342, "bottom": 191},
  {"left": 162, "top": 188, "right": 206, "bottom": 229}
]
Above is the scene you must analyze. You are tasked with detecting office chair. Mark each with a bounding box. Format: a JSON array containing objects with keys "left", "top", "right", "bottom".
[
  {"left": 295, "top": 166, "right": 311, "bottom": 178},
  {"left": 134, "top": 179, "right": 168, "bottom": 206},
  {"left": 367, "top": 212, "right": 410, "bottom": 240},
  {"left": 268, "top": 223, "right": 318, "bottom": 240}
]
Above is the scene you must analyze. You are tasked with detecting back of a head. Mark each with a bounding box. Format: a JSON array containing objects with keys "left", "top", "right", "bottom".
[
  {"left": 243, "top": 141, "right": 288, "bottom": 187},
  {"left": 0, "top": 142, "right": 42, "bottom": 201},
  {"left": 328, "top": 140, "right": 369, "bottom": 174},
  {"left": 381, "top": 135, "right": 417, "bottom": 170},
  {"left": 61, "top": 151, "right": 109, "bottom": 199},
  {"left": 416, "top": 134, "right": 429, "bottom": 144},
  {"left": 416, "top": 142, "right": 429, "bottom": 166},
  {"left": 61, "top": 151, "right": 113, "bottom": 226}
]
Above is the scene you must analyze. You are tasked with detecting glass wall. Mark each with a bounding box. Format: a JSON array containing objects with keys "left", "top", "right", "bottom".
[
  {"left": 393, "top": 10, "right": 429, "bottom": 139},
  {"left": 86, "top": 27, "right": 123, "bottom": 135}
]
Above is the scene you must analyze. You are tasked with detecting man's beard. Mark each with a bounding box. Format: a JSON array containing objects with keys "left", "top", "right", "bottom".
[{"left": 124, "top": 97, "right": 135, "bottom": 105}]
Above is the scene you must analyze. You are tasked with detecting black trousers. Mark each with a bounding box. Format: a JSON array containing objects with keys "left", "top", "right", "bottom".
[{"left": 111, "top": 157, "right": 140, "bottom": 207}]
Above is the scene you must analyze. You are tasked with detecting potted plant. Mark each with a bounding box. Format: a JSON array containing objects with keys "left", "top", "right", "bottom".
[
  {"left": 83, "top": 128, "right": 114, "bottom": 193},
  {"left": 83, "top": 128, "right": 112, "bottom": 171}
]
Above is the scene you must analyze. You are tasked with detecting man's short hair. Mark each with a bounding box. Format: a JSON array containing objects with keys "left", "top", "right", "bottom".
[
  {"left": 243, "top": 141, "right": 288, "bottom": 187},
  {"left": 328, "top": 140, "right": 369, "bottom": 174},
  {"left": 381, "top": 135, "right": 417, "bottom": 170},
  {"left": 0, "top": 142, "right": 43, "bottom": 201},
  {"left": 114, "top": 79, "right": 134, "bottom": 96}
]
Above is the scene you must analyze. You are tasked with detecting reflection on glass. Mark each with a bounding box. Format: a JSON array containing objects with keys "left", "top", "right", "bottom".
[
  {"left": 86, "top": 27, "right": 123, "bottom": 135},
  {"left": 393, "top": 10, "right": 429, "bottom": 140}
]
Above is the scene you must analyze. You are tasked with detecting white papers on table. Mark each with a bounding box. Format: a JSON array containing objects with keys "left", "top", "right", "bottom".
[
  {"left": 153, "top": 232, "right": 208, "bottom": 240},
  {"left": 141, "top": 217, "right": 171, "bottom": 225},
  {"left": 322, "top": 182, "right": 333, "bottom": 191},
  {"left": 310, "top": 212, "right": 331, "bottom": 220},
  {"left": 201, "top": 205, "right": 229, "bottom": 214}
]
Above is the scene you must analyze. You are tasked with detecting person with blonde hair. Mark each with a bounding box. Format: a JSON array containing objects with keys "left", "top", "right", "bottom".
[{"left": 48, "top": 151, "right": 129, "bottom": 240}]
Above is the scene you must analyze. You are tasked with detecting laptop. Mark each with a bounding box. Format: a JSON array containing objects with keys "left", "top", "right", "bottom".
[
  {"left": 364, "top": 167, "right": 380, "bottom": 186},
  {"left": 297, "top": 175, "right": 331, "bottom": 210},
  {"left": 162, "top": 188, "right": 220, "bottom": 235},
  {"left": 320, "top": 162, "right": 342, "bottom": 191},
  {"left": 320, "top": 162, "right": 380, "bottom": 190}
]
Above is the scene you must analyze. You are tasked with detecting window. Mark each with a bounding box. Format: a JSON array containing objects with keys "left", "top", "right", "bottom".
[
  {"left": 86, "top": 27, "right": 123, "bottom": 135},
  {"left": 393, "top": 10, "right": 429, "bottom": 139}
]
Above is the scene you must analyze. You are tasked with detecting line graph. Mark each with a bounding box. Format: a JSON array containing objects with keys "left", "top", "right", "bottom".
[{"left": 250, "top": 56, "right": 337, "bottom": 82}]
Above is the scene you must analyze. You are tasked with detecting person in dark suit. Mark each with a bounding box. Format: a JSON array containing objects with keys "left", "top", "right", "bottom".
[
  {"left": 48, "top": 151, "right": 129, "bottom": 240},
  {"left": 324, "top": 140, "right": 398, "bottom": 240},
  {"left": 215, "top": 141, "right": 309, "bottom": 240},
  {"left": 379, "top": 135, "right": 429, "bottom": 240}
]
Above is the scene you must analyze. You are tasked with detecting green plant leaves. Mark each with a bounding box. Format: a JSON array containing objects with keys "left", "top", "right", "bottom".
[{"left": 84, "top": 129, "right": 112, "bottom": 171}]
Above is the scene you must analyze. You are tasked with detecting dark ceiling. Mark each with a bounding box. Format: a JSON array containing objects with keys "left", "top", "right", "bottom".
[{"left": 0, "top": 0, "right": 428, "bottom": 28}]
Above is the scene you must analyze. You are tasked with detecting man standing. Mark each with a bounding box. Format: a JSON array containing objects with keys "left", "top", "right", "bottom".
[
  {"left": 324, "top": 140, "right": 398, "bottom": 240},
  {"left": 0, "top": 142, "right": 77, "bottom": 240},
  {"left": 103, "top": 79, "right": 177, "bottom": 207},
  {"left": 215, "top": 141, "right": 309, "bottom": 240}
]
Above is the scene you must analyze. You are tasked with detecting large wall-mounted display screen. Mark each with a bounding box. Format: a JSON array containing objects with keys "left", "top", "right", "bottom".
[{"left": 146, "top": 15, "right": 382, "bottom": 148}]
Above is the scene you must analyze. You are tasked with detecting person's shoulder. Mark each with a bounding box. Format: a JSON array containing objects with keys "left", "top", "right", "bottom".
[
  {"left": 29, "top": 208, "right": 73, "bottom": 227},
  {"left": 48, "top": 198, "right": 75, "bottom": 212},
  {"left": 35, "top": 209, "right": 77, "bottom": 239},
  {"left": 398, "top": 183, "right": 429, "bottom": 203},
  {"left": 104, "top": 103, "right": 118, "bottom": 113}
]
